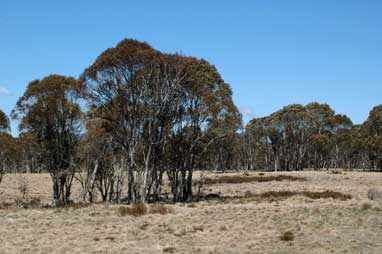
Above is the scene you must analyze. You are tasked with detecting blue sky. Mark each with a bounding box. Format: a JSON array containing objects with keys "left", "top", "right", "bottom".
[{"left": 1, "top": 1, "right": 382, "bottom": 136}]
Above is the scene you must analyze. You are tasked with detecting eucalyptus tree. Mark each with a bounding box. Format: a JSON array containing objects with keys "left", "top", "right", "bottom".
[
  {"left": 81, "top": 38, "right": 240, "bottom": 202},
  {"left": 164, "top": 59, "right": 241, "bottom": 201},
  {"left": 0, "top": 110, "right": 11, "bottom": 184},
  {"left": 362, "top": 105, "right": 382, "bottom": 169},
  {"left": 12, "top": 75, "right": 83, "bottom": 205},
  {"left": 81, "top": 39, "right": 184, "bottom": 202},
  {"left": 77, "top": 117, "right": 125, "bottom": 203}
]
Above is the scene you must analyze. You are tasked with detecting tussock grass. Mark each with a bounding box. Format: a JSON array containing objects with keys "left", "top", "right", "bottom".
[
  {"left": 163, "top": 247, "right": 177, "bottom": 253},
  {"left": 200, "top": 174, "right": 307, "bottom": 185},
  {"left": 361, "top": 202, "right": 372, "bottom": 210},
  {"left": 280, "top": 231, "right": 295, "bottom": 241},
  {"left": 149, "top": 204, "right": 174, "bottom": 215},
  {"left": 118, "top": 203, "right": 148, "bottom": 217},
  {"left": 118, "top": 203, "right": 174, "bottom": 217}
]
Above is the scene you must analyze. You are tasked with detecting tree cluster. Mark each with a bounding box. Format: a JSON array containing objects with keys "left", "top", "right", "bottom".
[
  {"left": 1, "top": 39, "right": 240, "bottom": 205},
  {"left": 0, "top": 39, "right": 382, "bottom": 206},
  {"left": 233, "top": 103, "right": 382, "bottom": 172}
]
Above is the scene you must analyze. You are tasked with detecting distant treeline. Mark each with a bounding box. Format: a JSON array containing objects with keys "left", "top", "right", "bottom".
[{"left": 0, "top": 38, "right": 381, "bottom": 205}]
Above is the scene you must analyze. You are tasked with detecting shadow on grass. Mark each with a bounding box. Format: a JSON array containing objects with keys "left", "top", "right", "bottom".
[
  {"left": 198, "top": 174, "right": 307, "bottom": 186},
  {"left": 195, "top": 190, "right": 352, "bottom": 203}
]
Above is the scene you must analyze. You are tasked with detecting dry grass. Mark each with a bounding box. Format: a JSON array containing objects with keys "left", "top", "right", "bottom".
[
  {"left": 302, "top": 190, "right": 352, "bottom": 200},
  {"left": 367, "top": 188, "right": 382, "bottom": 201},
  {"left": 1, "top": 171, "right": 382, "bottom": 254},
  {"left": 200, "top": 174, "right": 307, "bottom": 185},
  {"left": 149, "top": 204, "right": 174, "bottom": 215}
]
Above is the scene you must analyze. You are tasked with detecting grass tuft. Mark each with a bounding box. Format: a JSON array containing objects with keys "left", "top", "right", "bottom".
[
  {"left": 118, "top": 203, "right": 148, "bottom": 217},
  {"left": 361, "top": 202, "right": 372, "bottom": 210},
  {"left": 280, "top": 231, "right": 295, "bottom": 241},
  {"left": 163, "top": 247, "right": 177, "bottom": 253}
]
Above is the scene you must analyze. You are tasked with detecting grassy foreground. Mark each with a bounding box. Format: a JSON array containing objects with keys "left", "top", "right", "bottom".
[{"left": 1, "top": 171, "right": 382, "bottom": 254}]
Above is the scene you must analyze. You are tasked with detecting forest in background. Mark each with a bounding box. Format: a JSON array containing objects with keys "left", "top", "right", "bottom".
[{"left": 0, "top": 38, "right": 382, "bottom": 206}]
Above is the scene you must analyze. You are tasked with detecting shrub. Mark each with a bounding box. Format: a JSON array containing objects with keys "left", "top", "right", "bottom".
[
  {"left": 118, "top": 203, "right": 148, "bottom": 217},
  {"left": 280, "top": 231, "right": 294, "bottom": 241},
  {"left": 367, "top": 189, "right": 382, "bottom": 201}
]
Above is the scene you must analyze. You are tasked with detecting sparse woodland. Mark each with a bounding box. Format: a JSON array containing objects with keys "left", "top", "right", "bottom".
[{"left": 1, "top": 39, "right": 382, "bottom": 206}]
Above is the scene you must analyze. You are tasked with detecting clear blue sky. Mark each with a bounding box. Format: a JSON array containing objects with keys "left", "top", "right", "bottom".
[{"left": 1, "top": 1, "right": 382, "bottom": 136}]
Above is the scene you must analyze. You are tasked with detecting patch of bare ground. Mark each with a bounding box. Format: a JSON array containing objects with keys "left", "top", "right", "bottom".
[{"left": 1, "top": 171, "right": 382, "bottom": 254}]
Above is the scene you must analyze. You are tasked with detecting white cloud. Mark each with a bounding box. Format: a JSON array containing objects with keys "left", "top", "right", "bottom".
[
  {"left": 240, "top": 106, "right": 255, "bottom": 117},
  {"left": 0, "top": 87, "right": 11, "bottom": 95}
]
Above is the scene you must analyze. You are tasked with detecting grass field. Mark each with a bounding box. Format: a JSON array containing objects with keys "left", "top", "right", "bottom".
[{"left": 1, "top": 171, "right": 382, "bottom": 254}]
